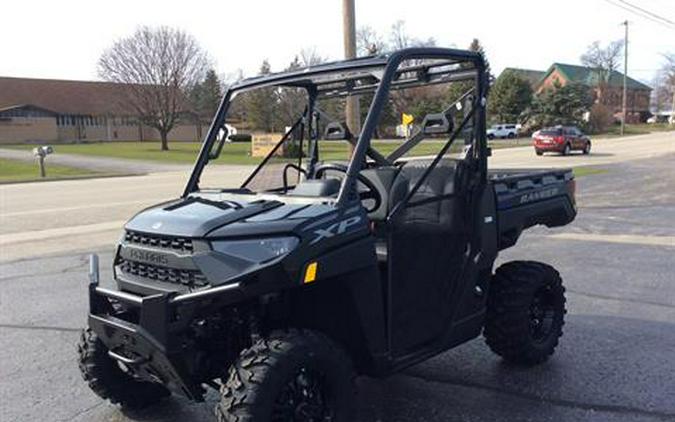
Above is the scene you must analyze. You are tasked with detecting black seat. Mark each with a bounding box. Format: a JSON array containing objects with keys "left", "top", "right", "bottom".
[
  {"left": 288, "top": 178, "right": 341, "bottom": 197},
  {"left": 390, "top": 158, "right": 459, "bottom": 226}
]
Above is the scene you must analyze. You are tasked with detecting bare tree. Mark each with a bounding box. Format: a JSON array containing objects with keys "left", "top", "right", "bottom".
[
  {"left": 357, "top": 25, "right": 386, "bottom": 56},
  {"left": 389, "top": 20, "right": 435, "bottom": 50},
  {"left": 653, "top": 53, "right": 675, "bottom": 114},
  {"left": 299, "top": 47, "right": 327, "bottom": 67},
  {"left": 580, "top": 40, "right": 624, "bottom": 103},
  {"left": 98, "top": 26, "right": 210, "bottom": 150}
]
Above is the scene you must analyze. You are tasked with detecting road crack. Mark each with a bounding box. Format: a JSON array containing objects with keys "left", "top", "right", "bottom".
[
  {"left": 401, "top": 371, "right": 675, "bottom": 421},
  {"left": 567, "top": 288, "right": 675, "bottom": 310},
  {"left": 0, "top": 323, "right": 80, "bottom": 333}
]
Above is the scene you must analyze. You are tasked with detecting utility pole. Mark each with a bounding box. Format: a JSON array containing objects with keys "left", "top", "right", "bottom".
[
  {"left": 342, "top": 0, "right": 360, "bottom": 144},
  {"left": 621, "top": 20, "right": 628, "bottom": 136}
]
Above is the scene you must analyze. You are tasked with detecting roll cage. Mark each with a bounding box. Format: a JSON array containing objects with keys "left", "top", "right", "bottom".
[{"left": 183, "top": 47, "right": 489, "bottom": 214}]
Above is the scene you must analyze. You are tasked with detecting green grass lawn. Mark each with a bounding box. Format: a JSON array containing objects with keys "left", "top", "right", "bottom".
[
  {"left": 573, "top": 167, "right": 607, "bottom": 177},
  {"left": 0, "top": 158, "right": 107, "bottom": 183},
  {"left": 5, "top": 140, "right": 465, "bottom": 165},
  {"left": 598, "top": 123, "right": 674, "bottom": 138}
]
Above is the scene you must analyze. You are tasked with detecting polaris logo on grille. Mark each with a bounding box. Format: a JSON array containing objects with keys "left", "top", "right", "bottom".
[
  {"left": 128, "top": 248, "right": 169, "bottom": 265},
  {"left": 520, "top": 188, "right": 558, "bottom": 204}
]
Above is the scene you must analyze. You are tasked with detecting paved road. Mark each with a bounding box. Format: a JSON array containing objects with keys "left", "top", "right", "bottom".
[
  {"left": 1, "top": 131, "right": 672, "bottom": 263},
  {"left": 0, "top": 152, "right": 673, "bottom": 422}
]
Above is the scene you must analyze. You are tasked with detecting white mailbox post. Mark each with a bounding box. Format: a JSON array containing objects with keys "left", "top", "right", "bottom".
[{"left": 32, "top": 146, "right": 54, "bottom": 178}]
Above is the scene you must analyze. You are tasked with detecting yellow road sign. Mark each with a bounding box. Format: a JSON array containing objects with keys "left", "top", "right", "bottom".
[{"left": 402, "top": 113, "right": 414, "bottom": 126}]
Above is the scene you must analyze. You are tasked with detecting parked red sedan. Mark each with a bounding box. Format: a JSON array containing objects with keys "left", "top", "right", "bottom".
[{"left": 533, "top": 126, "right": 591, "bottom": 156}]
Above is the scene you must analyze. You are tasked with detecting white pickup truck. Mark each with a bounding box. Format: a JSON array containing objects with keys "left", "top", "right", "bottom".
[{"left": 487, "top": 124, "right": 519, "bottom": 139}]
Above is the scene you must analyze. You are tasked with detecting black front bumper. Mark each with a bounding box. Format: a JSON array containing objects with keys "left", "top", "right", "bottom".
[{"left": 86, "top": 254, "right": 242, "bottom": 401}]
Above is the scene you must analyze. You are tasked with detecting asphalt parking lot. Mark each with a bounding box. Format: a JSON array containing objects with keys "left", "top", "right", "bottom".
[{"left": 1, "top": 152, "right": 674, "bottom": 422}]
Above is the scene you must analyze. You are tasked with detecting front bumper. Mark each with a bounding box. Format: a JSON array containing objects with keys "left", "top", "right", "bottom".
[{"left": 86, "top": 254, "right": 242, "bottom": 400}]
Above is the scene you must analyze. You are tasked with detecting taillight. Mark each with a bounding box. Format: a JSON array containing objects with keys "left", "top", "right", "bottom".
[{"left": 554, "top": 136, "right": 564, "bottom": 143}]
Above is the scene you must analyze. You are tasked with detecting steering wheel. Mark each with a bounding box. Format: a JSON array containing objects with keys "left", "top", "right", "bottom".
[
  {"left": 314, "top": 163, "right": 382, "bottom": 213},
  {"left": 282, "top": 163, "right": 308, "bottom": 193}
]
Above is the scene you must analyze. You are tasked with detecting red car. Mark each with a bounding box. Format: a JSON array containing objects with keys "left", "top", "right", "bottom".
[{"left": 533, "top": 126, "right": 591, "bottom": 156}]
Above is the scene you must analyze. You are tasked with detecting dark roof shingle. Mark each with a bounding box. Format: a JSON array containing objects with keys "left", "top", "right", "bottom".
[
  {"left": 546, "top": 63, "right": 651, "bottom": 91},
  {"left": 0, "top": 76, "right": 136, "bottom": 115}
]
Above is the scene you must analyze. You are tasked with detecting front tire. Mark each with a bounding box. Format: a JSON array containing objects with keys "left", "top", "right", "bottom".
[
  {"left": 562, "top": 143, "right": 571, "bottom": 156},
  {"left": 77, "top": 328, "right": 170, "bottom": 409},
  {"left": 217, "top": 329, "right": 356, "bottom": 422},
  {"left": 535, "top": 149, "right": 543, "bottom": 156},
  {"left": 484, "top": 261, "right": 566, "bottom": 365}
]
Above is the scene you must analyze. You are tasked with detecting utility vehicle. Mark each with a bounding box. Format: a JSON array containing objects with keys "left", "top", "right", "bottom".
[{"left": 78, "top": 47, "right": 576, "bottom": 421}]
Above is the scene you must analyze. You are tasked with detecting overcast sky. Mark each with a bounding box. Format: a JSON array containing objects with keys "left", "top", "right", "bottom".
[{"left": 1, "top": 0, "right": 672, "bottom": 84}]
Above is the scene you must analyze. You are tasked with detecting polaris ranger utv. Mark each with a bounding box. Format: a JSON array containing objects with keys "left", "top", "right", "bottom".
[{"left": 78, "top": 48, "right": 576, "bottom": 421}]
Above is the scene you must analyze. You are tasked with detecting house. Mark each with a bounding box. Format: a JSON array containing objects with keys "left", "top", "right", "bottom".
[
  {"left": 0, "top": 76, "right": 204, "bottom": 144},
  {"left": 536, "top": 63, "right": 652, "bottom": 123}
]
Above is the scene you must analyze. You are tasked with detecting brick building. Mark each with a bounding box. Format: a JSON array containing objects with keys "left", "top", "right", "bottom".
[
  {"left": 536, "top": 63, "right": 652, "bottom": 123},
  {"left": 497, "top": 64, "right": 652, "bottom": 123},
  {"left": 0, "top": 76, "right": 204, "bottom": 144}
]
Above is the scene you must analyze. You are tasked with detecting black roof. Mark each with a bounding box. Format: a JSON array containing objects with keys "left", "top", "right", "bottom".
[{"left": 230, "top": 47, "right": 485, "bottom": 96}]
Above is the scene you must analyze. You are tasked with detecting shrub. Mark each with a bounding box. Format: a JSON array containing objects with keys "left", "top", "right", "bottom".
[{"left": 587, "top": 103, "right": 614, "bottom": 134}]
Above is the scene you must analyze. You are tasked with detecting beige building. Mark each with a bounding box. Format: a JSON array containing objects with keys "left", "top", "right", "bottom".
[{"left": 0, "top": 76, "right": 204, "bottom": 144}]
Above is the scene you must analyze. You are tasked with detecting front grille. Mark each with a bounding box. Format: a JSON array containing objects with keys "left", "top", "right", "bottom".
[
  {"left": 118, "top": 258, "right": 208, "bottom": 287},
  {"left": 124, "top": 230, "right": 194, "bottom": 253}
]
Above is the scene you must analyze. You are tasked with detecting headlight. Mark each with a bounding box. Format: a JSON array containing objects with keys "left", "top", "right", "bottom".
[{"left": 211, "top": 237, "right": 299, "bottom": 263}]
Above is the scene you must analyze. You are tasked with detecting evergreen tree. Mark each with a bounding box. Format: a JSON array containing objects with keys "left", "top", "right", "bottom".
[
  {"left": 244, "top": 60, "right": 279, "bottom": 132},
  {"left": 526, "top": 82, "right": 594, "bottom": 128},
  {"left": 489, "top": 70, "right": 533, "bottom": 123}
]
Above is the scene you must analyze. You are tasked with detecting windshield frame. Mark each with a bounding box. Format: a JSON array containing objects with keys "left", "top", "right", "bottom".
[{"left": 183, "top": 47, "right": 489, "bottom": 206}]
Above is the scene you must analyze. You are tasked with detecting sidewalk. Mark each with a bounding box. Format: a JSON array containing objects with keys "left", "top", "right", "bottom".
[{"left": 0, "top": 147, "right": 192, "bottom": 174}]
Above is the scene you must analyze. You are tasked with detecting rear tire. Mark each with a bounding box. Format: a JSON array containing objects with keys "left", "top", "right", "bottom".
[
  {"left": 216, "top": 329, "right": 356, "bottom": 422},
  {"left": 484, "top": 261, "right": 566, "bottom": 365},
  {"left": 507, "top": 132, "right": 515, "bottom": 139},
  {"left": 583, "top": 142, "right": 591, "bottom": 154},
  {"left": 77, "top": 328, "right": 170, "bottom": 409}
]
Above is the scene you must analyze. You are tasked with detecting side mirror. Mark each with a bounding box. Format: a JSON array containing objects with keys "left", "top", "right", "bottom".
[
  {"left": 421, "top": 113, "right": 453, "bottom": 135},
  {"left": 323, "top": 122, "right": 352, "bottom": 141},
  {"left": 208, "top": 128, "right": 228, "bottom": 160}
]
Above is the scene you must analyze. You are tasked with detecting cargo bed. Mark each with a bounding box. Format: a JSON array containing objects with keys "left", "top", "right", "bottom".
[{"left": 489, "top": 168, "right": 577, "bottom": 250}]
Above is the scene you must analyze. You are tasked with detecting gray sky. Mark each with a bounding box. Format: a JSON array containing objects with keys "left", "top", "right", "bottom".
[{"left": 1, "top": 0, "right": 673, "bottom": 84}]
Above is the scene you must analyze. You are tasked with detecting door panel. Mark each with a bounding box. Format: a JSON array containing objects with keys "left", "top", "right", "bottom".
[{"left": 386, "top": 159, "right": 472, "bottom": 354}]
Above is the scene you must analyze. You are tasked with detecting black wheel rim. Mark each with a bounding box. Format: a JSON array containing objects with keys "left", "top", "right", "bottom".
[
  {"left": 273, "top": 366, "right": 333, "bottom": 422},
  {"left": 529, "top": 286, "right": 557, "bottom": 343}
]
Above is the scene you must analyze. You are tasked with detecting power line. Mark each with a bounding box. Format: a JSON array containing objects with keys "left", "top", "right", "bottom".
[
  {"left": 602, "top": 0, "right": 675, "bottom": 29},
  {"left": 616, "top": 0, "right": 675, "bottom": 26}
]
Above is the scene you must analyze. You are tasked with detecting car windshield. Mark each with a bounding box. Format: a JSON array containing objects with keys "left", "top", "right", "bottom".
[{"left": 192, "top": 54, "right": 482, "bottom": 196}]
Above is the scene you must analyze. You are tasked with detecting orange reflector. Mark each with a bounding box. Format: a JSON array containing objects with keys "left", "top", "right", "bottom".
[{"left": 304, "top": 262, "right": 318, "bottom": 284}]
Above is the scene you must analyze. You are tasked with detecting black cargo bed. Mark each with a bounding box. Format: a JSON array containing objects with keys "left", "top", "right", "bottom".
[{"left": 489, "top": 168, "right": 576, "bottom": 250}]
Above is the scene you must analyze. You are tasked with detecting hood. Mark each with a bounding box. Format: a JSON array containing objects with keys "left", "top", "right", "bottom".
[{"left": 125, "top": 196, "right": 335, "bottom": 238}]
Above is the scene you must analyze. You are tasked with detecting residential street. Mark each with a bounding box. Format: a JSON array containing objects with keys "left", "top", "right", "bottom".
[
  {"left": 1, "top": 131, "right": 673, "bottom": 262},
  {"left": 0, "top": 133, "right": 673, "bottom": 422}
]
